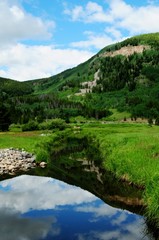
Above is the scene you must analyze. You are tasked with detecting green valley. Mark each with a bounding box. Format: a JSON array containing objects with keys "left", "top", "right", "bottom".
[
  {"left": 1, "top": 32, "right": 159, "bottom": 230},
  {"left": 1, "top": 33, "right": 159, "bottom": 130}
]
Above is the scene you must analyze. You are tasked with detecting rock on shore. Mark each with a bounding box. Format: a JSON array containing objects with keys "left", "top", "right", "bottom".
[{"left": 0, "top": 148, "right": 38, "bottom": 176}]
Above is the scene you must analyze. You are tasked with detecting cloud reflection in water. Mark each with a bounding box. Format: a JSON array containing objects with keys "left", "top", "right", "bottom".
[
  {"left": 0, "top": 208, "right": 59, "bottom": 240},
  {"left": 0, "top": 175, "right": 150, "bottom": 240}
]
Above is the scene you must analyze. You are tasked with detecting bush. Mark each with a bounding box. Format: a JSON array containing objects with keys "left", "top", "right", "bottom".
[
  {"left": 69, "top": 116, "right": 87, "bottom": 123},
  {"left": 48, "top": 118, "right": 67, "bottom": 130},
  {"left": 9, "top": 123, "right": 22, "bottom": 132},
  {"left": 38, "top": 121, "right": 50, "bottom": 130},
  {"left": 39, "top": 118, "right": 67, "bottom": 131},
  {"left": 22, "top": 120, "right": 39, "bottom": 131}
]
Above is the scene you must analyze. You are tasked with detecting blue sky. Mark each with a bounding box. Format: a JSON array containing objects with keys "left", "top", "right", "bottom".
[{"left": 0, "top": 0, "right": 159, "bottom": 81}]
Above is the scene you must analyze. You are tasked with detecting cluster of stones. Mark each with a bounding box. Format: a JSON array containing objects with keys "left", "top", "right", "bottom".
[{"left": 0, "top": 148, "right": 44, "bottom": 175}]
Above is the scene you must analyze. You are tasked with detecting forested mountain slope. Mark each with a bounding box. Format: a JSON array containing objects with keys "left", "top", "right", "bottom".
[{"left": 1, "top": 32, "right": 159, "bottom": 130}]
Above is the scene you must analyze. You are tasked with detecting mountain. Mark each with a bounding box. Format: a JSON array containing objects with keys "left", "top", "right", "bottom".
[
  {"left": 1, "top": 32, "right": 159, "bottom": 130},
  {"left": 28, "top": 32, "right": 159, "bottom": 95}
]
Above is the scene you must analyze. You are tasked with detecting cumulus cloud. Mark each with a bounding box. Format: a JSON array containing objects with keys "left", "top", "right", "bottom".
[
  {"left": 118, "top": 4, "right": 159, "bottom": 34},
  {"left": 0, "top": 208, "right": 59, "bottom": 240},
  {"left": 64, "top": 0, "right": 159, "bottom": 35},
  {"left": 109, "top": 0, "right": 133, "bottom": 19},
  {"left": 0, "top": 0, "right": 95, "bottom": 81},
  {"left": 0, "top": 175, "right": 96, "bottom": 213},
  {"left": 75, "top": 200, "right": 148, "bottom": 240},
  {"left": 92, "top": 217, "right": 148, "bottom": 240},
  {"left": 105, "top": 26, "right": 122, "bottom": 39},
  {"left": 76, "top": 203, "right": 118, "bottom": 218},
  {"left": 0, "top": 44, "right": 94, "bottom": 81},
  {"left": 75, "top": 209, "right": 147, "bottom": 240},
  {"left": 70, "top": 31, "right": 115, "bottom": 50},
  {"left": 64, "top": 1, "right": 112, "bottom": 23},
  {"left": 0, "top": 0, "right": 54, "bottom": 46}
]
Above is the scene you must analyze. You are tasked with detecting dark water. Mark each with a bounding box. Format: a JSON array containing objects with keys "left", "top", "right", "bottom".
[
  {"left": 0, "top": 143, "right": 156, "bottom": 239},
  {"left": 0, "top": 175, "right": 151, "bottom": 240}
]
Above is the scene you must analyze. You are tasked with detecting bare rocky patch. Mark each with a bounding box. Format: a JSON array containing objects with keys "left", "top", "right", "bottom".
[
  {"left": 101, "top": 45, "right": 150, "bottom": 57},
  {"left": 75, "top": 69, "right": 100, "bottom": 96}
]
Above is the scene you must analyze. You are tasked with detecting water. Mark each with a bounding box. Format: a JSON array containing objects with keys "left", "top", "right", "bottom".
[
  {"left": 0, "top": 140, "right": 157, "bottom": 239},
  {"left": 0, "top": 175, "right": 150, "bottom": 240}
]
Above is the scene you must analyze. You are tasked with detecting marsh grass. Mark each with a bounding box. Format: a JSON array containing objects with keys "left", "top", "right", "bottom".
[{"left": 82, "top": 123, "right": 159, "bottom": 220}]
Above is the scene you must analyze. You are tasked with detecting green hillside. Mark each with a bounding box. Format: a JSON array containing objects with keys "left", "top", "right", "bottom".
[
  {"left": 0, "top": 77, "right": 33, "bottom": 96},
  {"left": 29, "top": 32, "right": 159, "bottom": 94},
  {"left": 1, "top": 32, "right": 159, "bottom": 130}
]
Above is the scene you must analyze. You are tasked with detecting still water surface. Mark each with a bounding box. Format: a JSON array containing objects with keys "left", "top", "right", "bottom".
[{"left": 0, "top": 175, "right": 151, "bottom": 240}]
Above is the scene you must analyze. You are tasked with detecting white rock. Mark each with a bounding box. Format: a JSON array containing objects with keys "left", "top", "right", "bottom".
[{"left": 40, "top": 162, "right": 47, "bottom": 168}]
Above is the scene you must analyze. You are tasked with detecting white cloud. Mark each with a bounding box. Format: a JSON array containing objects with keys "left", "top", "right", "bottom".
[
  {"left": 0, "top": 209, "right": 58, "bottom": 240},
  {"left": 75, "top": 202, "right": 148, "bottom": 240},
  {"left": 70, "top": 31, "right": 115, "bottom": 50},
  {"left": 75, "top": 217, "right": 148, "bottom": 240},
  {"left": 70, "top": 29, "right": 124, "bottom": 51},
  {"left": 0, "top": 0, "right": 54, "bottom": 46},
  {"left": 0, "top": 0, "right": 94, "bottom": 82},
  {"left": 108, "top": 0, "right": 159, "bottom": 34},
  {"left": 109, "top": 0, "right": 133, "bottom": 19},
  {"left": 111, "top": 211, "right": 127, "bottom": 225},
  {"left": 118, "top": 5, "right": 159, "bottom": 34},
  {"left": 75, "top": 213, "right": 147, "bottom": 240},
  {"left": 65, "top": 0, "right": 159, "bottom": 35},
  {"left": 64, "top": 1, "right": 112, "bottom": 23},
  {"left": 76, "top": 203, "right": 118, "bottom": 218},
  {"left": 105, "top": 27, "right": 122, "bottom": 39},
  {"left": 0, "top": 44, "right": 94, "bottom": 81},
  {"left": 0, "top": 175, "right": 96, "bottom": 213}
]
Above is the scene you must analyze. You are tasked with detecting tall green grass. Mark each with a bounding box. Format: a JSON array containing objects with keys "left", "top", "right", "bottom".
[{"left": 82, "top": 123, "right": 159, "bottom": 222}]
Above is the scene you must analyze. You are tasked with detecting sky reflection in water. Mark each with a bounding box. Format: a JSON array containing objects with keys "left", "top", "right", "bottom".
[{"left": 0, "top": 175, "right": 150, "bottom": 240}]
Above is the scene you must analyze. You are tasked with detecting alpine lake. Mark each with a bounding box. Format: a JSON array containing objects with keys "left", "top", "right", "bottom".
[{"left": 0, "top": 140, "right": 158, "bottom": 240}]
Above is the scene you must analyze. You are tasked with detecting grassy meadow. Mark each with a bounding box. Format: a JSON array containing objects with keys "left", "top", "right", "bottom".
[{"left": 0, "top": 131, "right": 45, "bottom": 153}]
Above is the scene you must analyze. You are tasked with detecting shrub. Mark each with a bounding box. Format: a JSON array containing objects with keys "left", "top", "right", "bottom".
[
  {"left": 48, "top": 118, "right": 67, "bottom": 130},
  {"left": 38, "top": 121, "right": 50, "bottom": 130},
  {"left": 9, "top": 123, "right": 22, "bottom": 132},
  {"left": 22, "top": 120, "right": 39, "bottom": 131},
  {"left": 38, "top": 118, "right": 68, "bottom": 131},
  {"left": 69, "top": 116, "right": 87, "bottom": 123}
]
